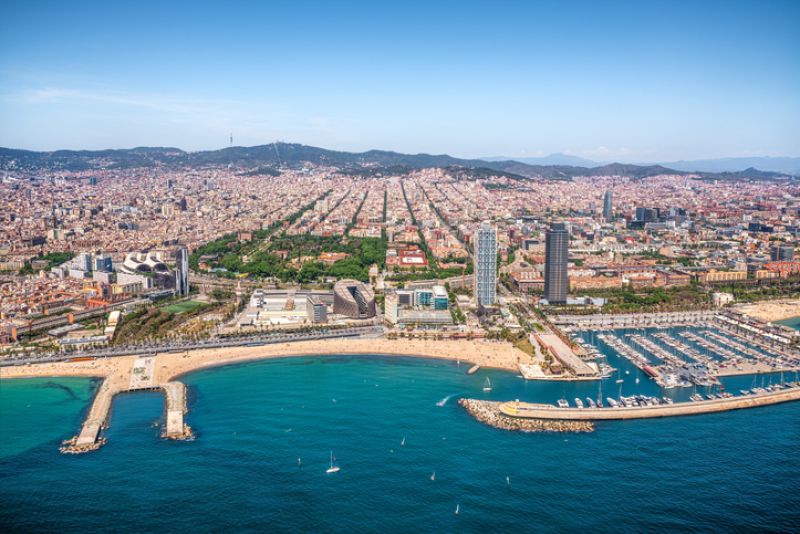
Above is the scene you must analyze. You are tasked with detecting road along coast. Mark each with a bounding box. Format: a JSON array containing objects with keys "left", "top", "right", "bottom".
[{"left": 0, "top": 338, "right": 529, "bottom": 453}]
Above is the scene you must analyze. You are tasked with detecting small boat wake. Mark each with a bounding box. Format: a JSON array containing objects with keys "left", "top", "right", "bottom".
[{"left": 436, "top": 394, "right": 457, "bottom": 407}]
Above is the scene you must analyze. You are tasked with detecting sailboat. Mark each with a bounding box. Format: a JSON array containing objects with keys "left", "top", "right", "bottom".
[
  {"left": 597, "top": 380, "right": 603, "bottom": 408},
  {"left": 326, "top": 451, "right": 340, "bottom": 474},
  {"left": 483, "top": 377, "right": 492, "bottom": 392},
  {"left": 431, "top": 471, "right": 436, "bottom": 481},
  {"left": 401, "top": 436, "right": 406, "bottom": 446},
  {"left": 454, "top": 504, "right": 460, "bottom": 515}
]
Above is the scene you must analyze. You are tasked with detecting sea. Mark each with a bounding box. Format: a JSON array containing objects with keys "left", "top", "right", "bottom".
[
  {"left": 777, "top": 315, "right": 800, "bottom": 331},
  {"left": 1, "top": 352, "right": 799, "bottom": 532}
]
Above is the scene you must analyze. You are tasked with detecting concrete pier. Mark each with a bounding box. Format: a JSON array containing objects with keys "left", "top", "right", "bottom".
[
  {"left": 60, "top": 355, "right": 192, "bottom": 453},
  {"left": 162, "top": 381, "right": 191, "bottom": 440},
  {"left": 498, "top": 386, "right": 800, "bottom": 421}
]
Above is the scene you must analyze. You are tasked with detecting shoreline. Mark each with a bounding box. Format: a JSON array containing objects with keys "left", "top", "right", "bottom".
[
  {"left": 3, "top": 337, "right": 798, "bottom": 453},
  {"left": 734, "top": 299, "right": 800, "bottom": 323},
  {"left": 0, "top": 338, "right": 528, "bottom": 384},
  {"left": 0, "top": 338, "right": 529, "bottom": 453}
]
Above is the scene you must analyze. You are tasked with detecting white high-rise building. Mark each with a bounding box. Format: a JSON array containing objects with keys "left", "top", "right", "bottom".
[{"left": 474, "top": 221, "right": 497, "bottom": 306}]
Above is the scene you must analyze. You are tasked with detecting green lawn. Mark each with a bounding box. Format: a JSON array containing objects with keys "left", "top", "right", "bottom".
[{"left": 163, "top": 300, "right": 205, "bottom": 314}]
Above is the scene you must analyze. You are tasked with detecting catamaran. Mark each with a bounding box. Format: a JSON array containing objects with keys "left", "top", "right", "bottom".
[
  {"left": 326, "top": 451, "right": 340, "bottom": 474},
  {"left": 483, "top": 377, "right": 492, "bottom": 392}
]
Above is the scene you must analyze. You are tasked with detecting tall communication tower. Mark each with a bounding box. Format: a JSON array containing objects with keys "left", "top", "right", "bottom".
[{"left": 273, "top": 141, "right": 283, "bottom": 167}]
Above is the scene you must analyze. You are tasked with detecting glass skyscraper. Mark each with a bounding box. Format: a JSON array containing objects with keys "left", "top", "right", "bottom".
[
  {"left": 603, "top": 190, "right": 613, "bottom": 222},
  {"left": 175, "top": 246, "right": 190, "bottom": 297},
  {"left": 544, "top": 223, "right": 569, "bottom": 304},
  {"left": 474, "top": 221, "right": 497, "bottom": 306}
]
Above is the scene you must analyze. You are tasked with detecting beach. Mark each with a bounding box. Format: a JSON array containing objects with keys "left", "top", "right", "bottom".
[
  {"left": 734, "top": 299, "right": 800, "bottom": 323},
  {"left": 0, "top": 338, "right": 529, "bottom": 382}
]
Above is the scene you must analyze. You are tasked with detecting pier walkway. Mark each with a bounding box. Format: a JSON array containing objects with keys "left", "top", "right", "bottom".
[
  {"left": 64, "top": 355, "right": 190, "bottom": 452},
  {"left": 498, "top": 386, "right": 800, "bottom": 421}
]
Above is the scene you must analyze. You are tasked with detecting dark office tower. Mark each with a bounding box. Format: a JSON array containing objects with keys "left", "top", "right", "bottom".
[
  {"left": 635, "top": 207, "right": 660, "bottom": 223},
  {"left": 603, "top": 190, "right": 613, "bottom": 222},
  {"left": 544, "top": 223, "right": 569, "bottom": 304},
  {"left": 167, "top": 179, "right": 174, "bottom": 190},
  {"left": 175, "top": 247, "right": 189, "bottom": 297},
  {"left": 771, "top": 245, "right": 795, "bottom": 261},
  {"left": 179, "top": 197, "right": 188, "bottom": 211}
]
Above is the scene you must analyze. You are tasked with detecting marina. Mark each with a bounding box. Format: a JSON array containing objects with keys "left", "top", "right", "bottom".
[{"left": 574, "top": 313, "right": 800, "bottom": 392}]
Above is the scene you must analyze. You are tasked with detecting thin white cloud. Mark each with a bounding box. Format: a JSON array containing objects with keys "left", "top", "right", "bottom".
[{"left": 16, "top": 87, "right": 215, "bottom": 115}]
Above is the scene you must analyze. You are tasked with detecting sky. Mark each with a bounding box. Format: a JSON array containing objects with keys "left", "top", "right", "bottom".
[{"left": 0, "top": 0, "right": 798, "bottom": 161}]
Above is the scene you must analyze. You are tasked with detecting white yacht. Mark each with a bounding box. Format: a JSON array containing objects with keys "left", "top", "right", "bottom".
[{"left": 326, "top": 451, "right": 340, "bottom": 474}]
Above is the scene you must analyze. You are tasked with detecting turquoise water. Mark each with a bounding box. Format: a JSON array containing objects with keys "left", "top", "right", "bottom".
[
  {"left": 777, "top": 316, "right": 800, "bottom": 331},
  {"left": 0, "top": 377, "right": 99, "bottom": 458},
  {"left": 1, "top": 355, "right": 799, "bottom": 531}
]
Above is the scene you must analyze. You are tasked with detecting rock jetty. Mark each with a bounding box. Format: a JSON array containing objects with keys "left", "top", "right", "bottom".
[
  {"left": 459, "top": 398, "right": 594, "bottom": 433},
  {"left": 59, "top": 436, "right": 107, "bottom": 454}
]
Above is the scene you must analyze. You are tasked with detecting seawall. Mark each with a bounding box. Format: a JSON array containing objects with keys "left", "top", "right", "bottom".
[
  {"left": 498, "top": 387, "right": 800, "bottom": 421},
  {"left": 459, "top": 399, "right": 594, "bottom": 433}
]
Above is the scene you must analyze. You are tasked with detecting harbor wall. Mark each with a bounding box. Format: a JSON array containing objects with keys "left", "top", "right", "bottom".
[{"left": 499, "top": 387, "right": 800, "bottom": 421}]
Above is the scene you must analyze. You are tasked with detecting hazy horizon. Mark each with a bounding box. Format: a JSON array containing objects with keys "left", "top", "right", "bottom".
[{"left": 2, "top": 142, "right": 799, "bottom": 168}]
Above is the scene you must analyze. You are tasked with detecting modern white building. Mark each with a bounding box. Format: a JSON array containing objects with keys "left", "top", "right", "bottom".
[{"left": 474, "top": 221, "right": 497, "bottom": 306}]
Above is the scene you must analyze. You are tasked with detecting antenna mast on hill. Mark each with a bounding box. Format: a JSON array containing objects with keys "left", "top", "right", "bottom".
[
  {"left": 274, "top": 141, "right": 283, "bottom": 167},
  {"left": 230, "top": 133, "right": 233, "bottom": 146}
]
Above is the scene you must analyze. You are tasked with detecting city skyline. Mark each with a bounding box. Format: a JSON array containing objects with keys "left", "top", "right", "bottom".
[
  {"left": 2, "top": 2, "right": 800, "bottom": 531},
  {"left": 1, "top": 1, "right": 798, "bottom": 159}
]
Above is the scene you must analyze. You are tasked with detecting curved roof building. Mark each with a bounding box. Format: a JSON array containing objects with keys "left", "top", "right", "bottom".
[
  {"left": 120, "top": 251, "right": 169, "bottom": 274},
  {"left": 333, "top": 279, "right": 376, "bottom": 319}
]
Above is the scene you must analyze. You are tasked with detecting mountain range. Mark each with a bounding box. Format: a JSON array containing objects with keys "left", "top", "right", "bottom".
[
  {"left": 0, "top": 144, "right": 796, "bottom": 181},
  {"left": 486, "top": 153, "right": 800, "bottom": 176}
]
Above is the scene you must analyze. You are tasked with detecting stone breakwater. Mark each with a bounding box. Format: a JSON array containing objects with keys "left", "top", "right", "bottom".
[{"left": 459, "top": 399, "right": 595, "bottom": 433}]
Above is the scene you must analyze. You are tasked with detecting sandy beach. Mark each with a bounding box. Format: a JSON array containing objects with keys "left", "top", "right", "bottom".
[
  {"left": 0, "top": 338, "right": 530, "bottom": 382},
  {"left": 734, "top": 299, "right": 800, "bottom": 323}
]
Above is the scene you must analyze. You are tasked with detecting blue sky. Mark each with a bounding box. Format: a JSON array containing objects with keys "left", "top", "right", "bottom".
[{"left": 1, "top": 0, "right": 798, "bottom": 160}]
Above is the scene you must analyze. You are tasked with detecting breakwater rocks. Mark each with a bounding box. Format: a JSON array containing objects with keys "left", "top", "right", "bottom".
[
  {"left": 164, "top": 425, "right": 195, "bottom": 441},
  {"left": 459, "top": 399, "right": 594, "bottom": 433},
  {"left": 59, "top": 436, "right": 106, "bottom": 454}
]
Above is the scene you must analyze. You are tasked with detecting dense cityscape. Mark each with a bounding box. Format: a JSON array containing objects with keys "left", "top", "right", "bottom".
[
  {"left": 2, "top": 153, "right": 798, "bottom": 349},
  {"left": 2, "top": 1, "right": 799, "bottom": 531},
  {"left": 2, "top": 147, "right": 799, "bottom": 408}
]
